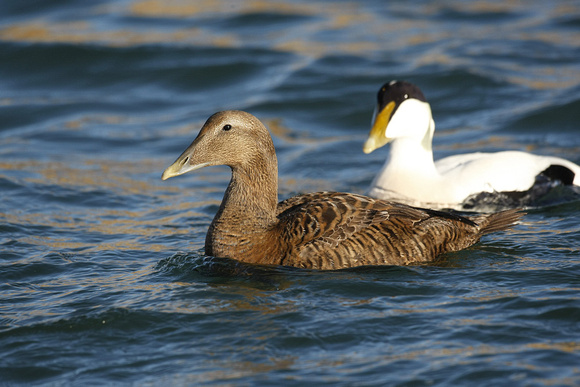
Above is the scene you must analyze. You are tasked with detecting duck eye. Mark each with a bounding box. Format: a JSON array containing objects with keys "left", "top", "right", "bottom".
[{"left": 222, "top": 124, "right": 232, "bottom": 131}]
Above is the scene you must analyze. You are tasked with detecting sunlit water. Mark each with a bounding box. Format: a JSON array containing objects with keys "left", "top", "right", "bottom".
[{"left": 1, "top": 0, "right": 580, "bottom": 385}]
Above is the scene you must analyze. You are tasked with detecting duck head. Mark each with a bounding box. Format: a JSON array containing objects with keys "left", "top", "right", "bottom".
[
  {"left": 363, "top": 80, "right": 434, "bottom": 154},
  {"left": 162, "top": 110, "right": 276, "bottom": 180}
]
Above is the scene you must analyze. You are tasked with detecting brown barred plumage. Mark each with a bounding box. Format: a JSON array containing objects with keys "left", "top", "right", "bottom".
[{"left": 162, "top": 111, "right": 524, "bottom": 270}]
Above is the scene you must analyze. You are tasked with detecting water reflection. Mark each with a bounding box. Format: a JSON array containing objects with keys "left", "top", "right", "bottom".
[
  {"left": 1, "top": 1, "right": 579, "bottom": 384},
  {"left": 1, "top": 1, "right": 578, "bottom": 89}
]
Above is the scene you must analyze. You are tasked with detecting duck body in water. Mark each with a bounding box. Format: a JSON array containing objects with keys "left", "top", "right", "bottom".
[
  {"left": 364, "top": 81, "right": 580, "bottom": 211},
  {"left": 162, "top": 110, "right": 523, "bottom": 270}
]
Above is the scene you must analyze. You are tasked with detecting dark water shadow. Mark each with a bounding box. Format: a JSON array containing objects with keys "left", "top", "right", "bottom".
[{"left": 153, "top": 249, "right": 450, "bottom": 294}]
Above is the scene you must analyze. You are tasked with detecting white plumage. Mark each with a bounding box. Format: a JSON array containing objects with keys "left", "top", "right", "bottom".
[{"left": 364, "top": 81, "right": 580, "bottom": 211}]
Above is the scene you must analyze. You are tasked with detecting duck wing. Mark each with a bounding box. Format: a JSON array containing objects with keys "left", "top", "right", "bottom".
[
  {"left": 278, "top": 191, "right": 392, "bottom": 245},
  {"left": 275, "top": 192, "right": 498, "bottom": 269}
]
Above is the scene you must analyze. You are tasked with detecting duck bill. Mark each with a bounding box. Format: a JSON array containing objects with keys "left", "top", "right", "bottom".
[
  {"left": 363, "top": 101, "right": 395, "bottom": 154},
  {"left": 161, "top": 144, "right": 211, "bottom": 181}
]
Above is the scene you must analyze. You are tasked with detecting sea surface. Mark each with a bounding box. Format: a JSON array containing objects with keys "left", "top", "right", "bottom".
[{"left": 1, "top": 0, "right": 580, "bottom": 385}]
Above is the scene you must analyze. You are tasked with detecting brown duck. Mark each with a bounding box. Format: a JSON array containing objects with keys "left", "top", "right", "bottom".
[{"left": 162, "top": 110, "right": 523, "bottom": 270}]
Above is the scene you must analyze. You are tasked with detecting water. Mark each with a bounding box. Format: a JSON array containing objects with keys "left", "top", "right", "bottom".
[{"left": 1, "top": 0, "right": 580, "bottom": 385}]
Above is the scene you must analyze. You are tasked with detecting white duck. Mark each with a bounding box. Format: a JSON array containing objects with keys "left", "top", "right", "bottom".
[{"left": 363, "top": 80, "right": 580, "bottom": 211}]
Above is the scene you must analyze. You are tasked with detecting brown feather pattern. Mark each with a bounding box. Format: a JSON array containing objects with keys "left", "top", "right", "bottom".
[{"left": 162, "top": 111, "right": 524, "bottom": 270}]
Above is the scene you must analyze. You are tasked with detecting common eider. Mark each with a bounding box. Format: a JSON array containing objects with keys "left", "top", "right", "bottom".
[
  {"left": 364, "top": 80, "right": 580, "bottom": 211},
  {"left": 162, "top": 110, "right": 523, "bottom": 270}
]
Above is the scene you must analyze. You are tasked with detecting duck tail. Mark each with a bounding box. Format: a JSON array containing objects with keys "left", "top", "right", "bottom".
[{"left": 475, "top": 209, "right": 525, "bottom": 236}]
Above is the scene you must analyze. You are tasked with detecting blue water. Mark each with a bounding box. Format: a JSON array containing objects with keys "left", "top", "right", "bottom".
[{"left": 1, "top": 1, "right": 580, "bottom": 385}]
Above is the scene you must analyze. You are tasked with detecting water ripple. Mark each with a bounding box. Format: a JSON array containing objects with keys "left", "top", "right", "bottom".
[{"left": 1, "top": 0, "right": 579, "bottom": 385}]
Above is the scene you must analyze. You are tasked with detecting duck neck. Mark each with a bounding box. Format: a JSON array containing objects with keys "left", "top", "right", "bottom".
[
  {"left": 205, "top": 152, "right": 279, "bottom": 258},
  {"left": 220, "top": 161, "right": 279, "bottom": 224},
  {"left": 387, "top": 118, "right": 437, "bottom": 174}
]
